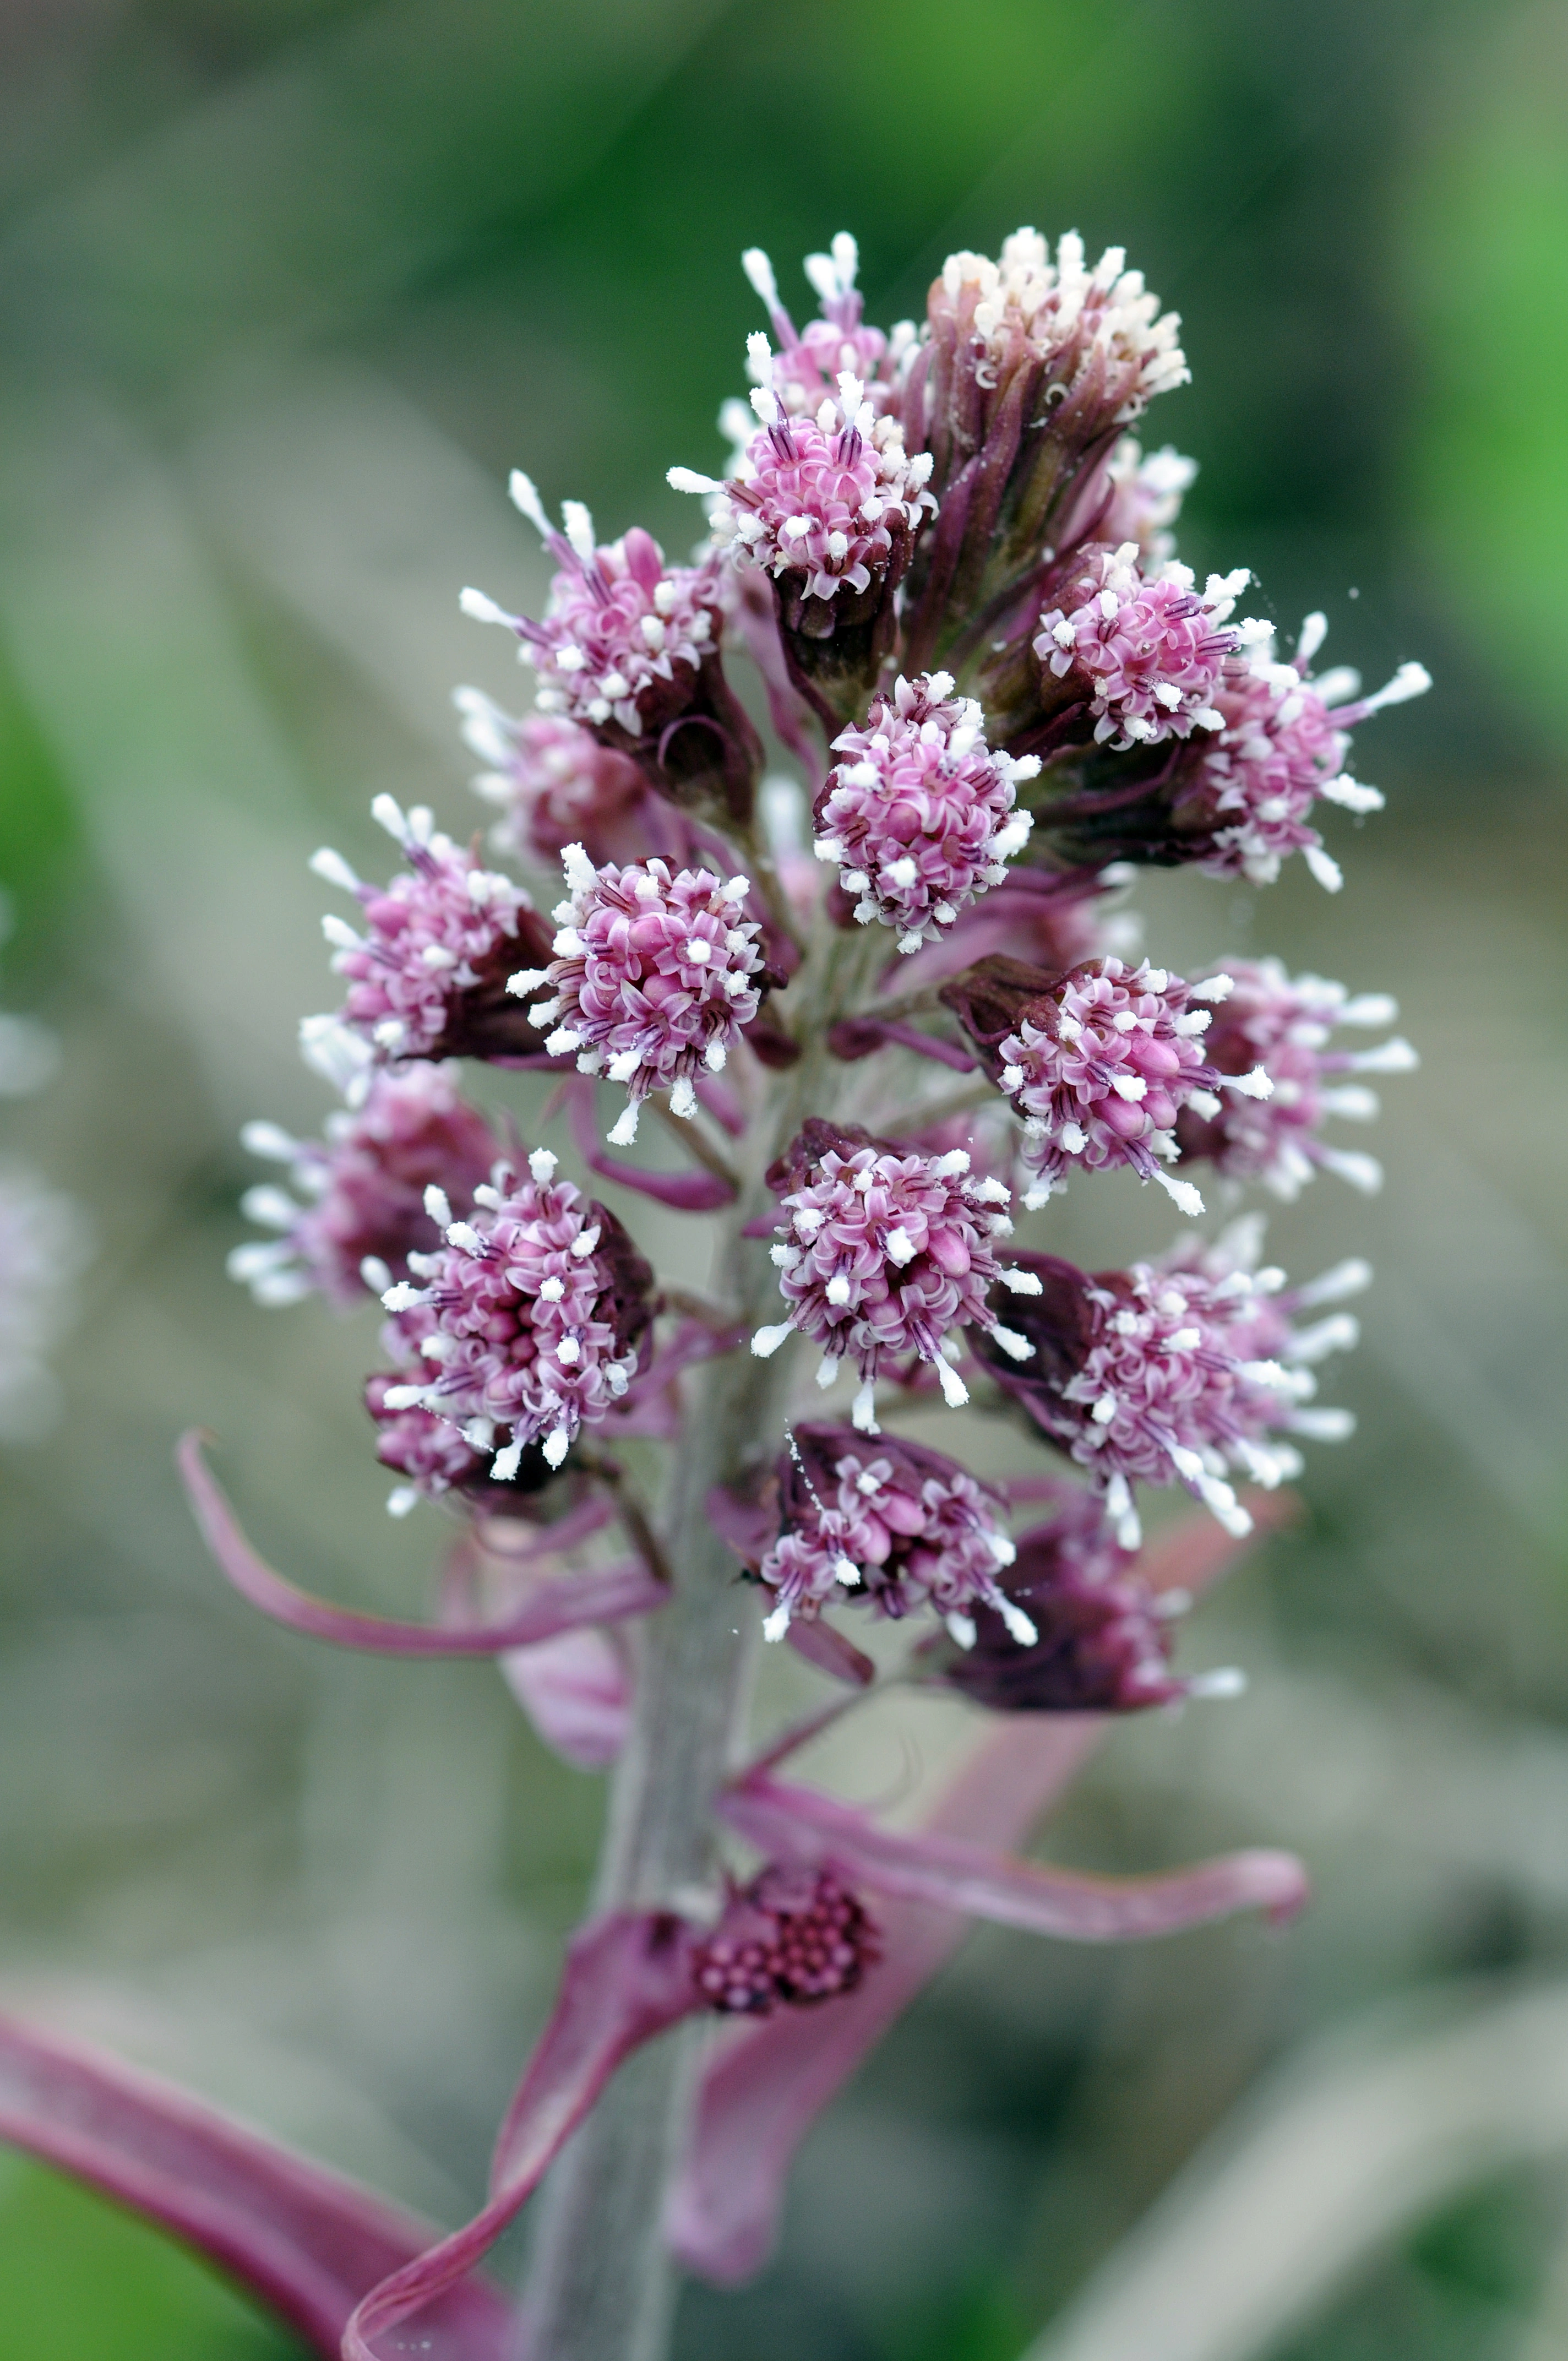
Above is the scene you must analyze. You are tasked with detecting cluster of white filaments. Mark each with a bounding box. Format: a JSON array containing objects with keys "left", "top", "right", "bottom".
[
  {"left": 753, "top": 1142, "right": 1042, "bottom": 1433},
  {"left": 377, "top": 1148, "right": 644, "bottom": 1476},
  {"left": 737, "top": 232, "right": 917, "bottom": 423},
  {"left": 508, "top": 847, "right": 764, "bottom": 1144},
  {"left": 813, "top": 673, "right": 1037, "bottom": 953},
  {"left": 996, "top": 960, "right": 1272, "bottom": 1215},
  {"left": 299, "top": 797, "right": 532, "bottom": 1097},
  {"left": 1060, "top": 1225, "right": 1366, "bottom": 1547}
]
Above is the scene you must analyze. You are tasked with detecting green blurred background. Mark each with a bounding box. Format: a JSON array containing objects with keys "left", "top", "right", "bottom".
[{"left": 1, "top": 1, "right": 1566, "bottom": 2355}]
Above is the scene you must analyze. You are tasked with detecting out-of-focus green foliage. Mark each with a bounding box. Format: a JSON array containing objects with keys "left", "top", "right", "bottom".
[{"left": 0, "top": 2157, "right": 302, "bottom": 2359}]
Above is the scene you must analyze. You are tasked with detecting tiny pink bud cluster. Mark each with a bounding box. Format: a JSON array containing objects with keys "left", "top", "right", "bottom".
[
  {"left": 377, "top": 1147, "right": 652, "bottom": 1480},
  {"left": 1177, "top": 958, "right": 1418, "bottom": 1198},
  {"left": 812, "top": 673, "right": 1037, "bottom": 954},
  {"left": 1033, "top": 545, "right": 1252, "bottom": 748},
  {"left": 510, "top": 850, "right": 764, "bottom": 1144},
  {"left": 753, "top": 1134, "right": 1042, "bottom": 1429},
  {"left": 686, "top": 369, "right": 934, "bottom": 603},
  {"left": 757, "top": 1423, "right": 1031, "bottom": 1647},
  {"left": 456, "top": 692, "right": 646, "bottom": 868},
  {"left": 1178, "top": 617, "right": 1430, "bottom": 891},
  {"left": 229, "top": 1065, "right": 502, "bottom": 1308},
  {"left": 692, "top": 1866, "right": 880, "bottom": 2015},
  {"left": 301, "top": 798, "right": 534, "bottom": 1091},
  {"left": 994, "top": 957, "right": 1271, "bottom": 1215}
]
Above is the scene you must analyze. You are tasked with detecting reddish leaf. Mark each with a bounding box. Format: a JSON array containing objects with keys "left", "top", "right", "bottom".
[
  {"left": 0, "top": 2014, "right": 512, "bottom": 2359},
  {"left": 178, "top": 1433, "right": 665, "bottom": 1656}
]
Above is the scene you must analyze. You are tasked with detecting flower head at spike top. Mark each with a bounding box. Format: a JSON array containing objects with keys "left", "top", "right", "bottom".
[
  {"left": 736, "top": 233, "right": 915, "bottom": 424},
  {"left": 938, "top": 1483, "right": 1197, "bottom": 1714},
  {"left": 299, "top": 797, "right": 546, "bottom": 1096},
  {"left": 377, "top": 1146, "right": 654, "bottom": 1477},
  {"left": 508, "top": 848, "right": 766, "bottom": 1145},
  {"left": 756, "top": 1422, "right": 1035, "bottom": 1650},
  {"left": 941, "top": 954, "right": 1274, "bottom": 1216},
  {"left": 1032, "top": 545, "right": 1256, "bottom": 750},
  {"left": 461, "top": 485, "right": 724, "bottom": 743},
  {"left": 1173, "top": 617, "right": 1431, "bottom": 891},
  {"left": 673, "top": 367, "right": 935, "bottom": 611},
  {"left": 1175, "top": 958, "right": 1418, "bottom": 1199},
  {"left": 919, "top": 230, "right": 1188, "bottom": 494},
  {"left": 811, "top": 673, "right": 1038, "bottom": 954},
  {"left": 751, "top": 1120, "right": 1043, "bottom": 1434},
  {"left": 227, "top": 1065, "right": 504, "bottom": 1309},
  {"left": 968, "top": 1223, "right": 1367, "bottom": 1547},
  {"left": 455, "top": 689, "right": 647, "bottom": 869},
  {"left": 692, "top": 1865, "right": 880, "bottom": 2017}
]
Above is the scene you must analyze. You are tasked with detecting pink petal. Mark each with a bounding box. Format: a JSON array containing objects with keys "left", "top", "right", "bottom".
[
  {"left": 344, "top": 1912, "right": 700, "bottom": 2360},
  {"left": 667, "top": 1718, "right": 1102, "bottom": 2283},
  {"left": 723, "top": 1775, "right": 1309, "bottom": 1941},
  {"left": 565, "top": 1075, "right": 736, "bottom": 1210},
  {"left": 0, "top": 2012, "right": 512, "bottom": 2359},
  {"left": 502, "top": 1625, "right": 632, "bottom": 1769},
  {"left": 177, "top": 1433, "right": 665, "bottom": 1656}
]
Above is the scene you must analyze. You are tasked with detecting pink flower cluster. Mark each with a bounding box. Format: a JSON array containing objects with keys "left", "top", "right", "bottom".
[
  {"left": 679, "top": 371, "right": 934, "bottom": 605},
  {"left": 456, "top": 691, "right": 646, "bottom": 868},
  {"left": 812, "top": 672, "right": 1037, "bottom": 953},
  {"left": 971, "top": 1227, "right": 1364, "bottom": 1546},
  {"left": 756, "top": 1423, "right": 1031, "bottom": 1645},
  {"left": 752, "top": 1128, "right": 1042, "bottom": 1429},
  {"left": 301, "top": 797, "right": 535, "bottom": 1091},
  {"left": 230, "top": 1066, "right": 502, "bottom": 1308},
  {"left": 378, "top": 1147, "right": 653, "bottom": 1477},
  {"left": 992, "top": 957, "right": 1271, "bottom": 1214},
  {"left": 1176, "top": 958, "right": 1418, "bottom": 1198},
  {"left": 510, "top": 849, "right": 765, "bottom": 1143},
  {"left": 739, "top": 233, "right": 914, "bottom": 423},
  {"left": 941, "top": 1486, "right": 1190, "bottom": 1714},
  {"left": 691, "top": 1866, "right": 880, "bottom": 2016},
  {"left": 1178, "top": 617, "right": 1430, "bottom": 890},
  {"left": 364, "top": 1371, "right": 491, "bottom": 1513},
  {"left": 462, "top": 487, "right": 723, "bottom": 740},
  {"left": 1033, "top": 544, "right": 1252, "bottom": 749}
]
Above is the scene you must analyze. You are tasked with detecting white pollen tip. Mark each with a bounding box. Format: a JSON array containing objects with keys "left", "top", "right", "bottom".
[
  {"left": 308, "top": 846, "right": 361, "bottom": 895},
  {"left": 460, "top": 586, "right": 515, "bottom": 627},
  {"left": 528, "top": 1147, "right": 558, "bottom": 1183},
  {"left": 1156, "top": 1171, "right": 1205, "bottom": 1218},
  {"left": 998, "top": 1600, "right": 1038, "bottom": 1648},
  {"left": 543, "top": 1426, "right": 573, "bottom": 1470},
  {"left": 1187, "top": 1666, "right": 1248, "bottom": 1700},
  {"left": 851, "top": 1380, "right": 880, "bottom": 1433},
  {"left": 752, "top": 1323, "right": 793, "bottom": 1359},
  {"left": 934, "top": 1358, "right": 970, "bottom": 1407},
  {"left": 607, "top": 1102, "right": 641, "bottom": 1147},
  {"left": 423, "top": 1184, "right": 453, "bottom": 1227},
  {"left": 762, "top": 1602, "right": 792, "bottom": 1643},
  {"left": 386, "top": 1486, "right": 420, "bottom": 1519}
]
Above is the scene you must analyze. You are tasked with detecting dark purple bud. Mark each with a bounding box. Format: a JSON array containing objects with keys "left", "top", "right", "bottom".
[
  {"left": 939, "top": 1487, "right": 1185, "bottom": 1712},
  {"left": 692, "top": 1867, "right": 880, "bottom": 2016}
]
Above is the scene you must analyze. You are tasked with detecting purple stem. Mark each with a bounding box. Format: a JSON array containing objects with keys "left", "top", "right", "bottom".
[{"left": 565, "top": 1076, "right": 737, "bottom": 1211}]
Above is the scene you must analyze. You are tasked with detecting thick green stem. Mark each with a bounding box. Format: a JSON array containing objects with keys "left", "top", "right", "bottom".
[{"left": 522, "top": 927, "right": 876, "bottom": 2361}]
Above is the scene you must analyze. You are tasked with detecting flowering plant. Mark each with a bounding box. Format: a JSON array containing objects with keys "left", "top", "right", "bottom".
[{"left": 0, "top": 226, "right": 1426, "bottom": 2360}]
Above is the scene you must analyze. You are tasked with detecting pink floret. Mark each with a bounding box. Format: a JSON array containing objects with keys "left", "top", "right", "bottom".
[
  {"left": 813, "top": 672, "right": 1037, "bottom": 953},
  {"left": 1033, "top": 543, "right": 1248, "bottom": 750}
]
